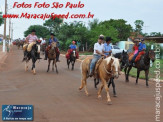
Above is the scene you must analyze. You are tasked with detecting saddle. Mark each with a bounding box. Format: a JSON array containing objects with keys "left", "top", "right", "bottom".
[{"left": 135, "top": 51, "right": 145, "bottom": 62}]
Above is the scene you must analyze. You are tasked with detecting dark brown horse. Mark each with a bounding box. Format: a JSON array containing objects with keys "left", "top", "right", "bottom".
[
  {"left": 47, "top": 42, "right": 58, "bottom": 73},
  {"left": 124, "top": 50, "right": 155, "bottom": 87}
]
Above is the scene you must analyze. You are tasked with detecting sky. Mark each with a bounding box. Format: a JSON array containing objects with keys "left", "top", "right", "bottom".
[{"left": 0, "top": 0, "right": 163, "bottom": 39}]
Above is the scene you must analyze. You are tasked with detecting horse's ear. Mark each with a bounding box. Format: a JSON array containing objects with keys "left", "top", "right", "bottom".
[
  {"left": 122, "top": 50, "right": 125, "bottom": 53},
  {"left": 119, "top": 59, "right": 121, "bottom": 62}
]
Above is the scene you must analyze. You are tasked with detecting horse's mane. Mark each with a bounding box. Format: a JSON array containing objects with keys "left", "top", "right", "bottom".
[{"left": 105, "top": 56, "right": 119, "bottom": 66}]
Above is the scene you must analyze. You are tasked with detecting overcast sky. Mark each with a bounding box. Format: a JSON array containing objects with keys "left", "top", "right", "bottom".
[{"left": 0, "top": 0, "right": 162, "bottom": 39}]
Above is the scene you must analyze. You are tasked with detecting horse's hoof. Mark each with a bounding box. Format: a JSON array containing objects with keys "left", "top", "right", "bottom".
[
  {"left": 146, "top": 85, "right": 149, "bottom": 88},
  {"left": 33, "top": 72, "right": 36, "bottom": 75},
  {"left": 98, "top": 95, "right": 102, "bottom": 99},
  {"left": 85, "top": 93, "right": 89, "bottom": 96},
  {"left": 47, "top": 70, "right": 49, "bottom": 72},
  {"left": 126, "top": 80, "right": 129, "bottom": 82},
  {"left": 113, "top": 94, "right": 117, "bottom": 97},
  {"left": 107, "top": 101, "right": 112, "bottom": 105},
  {"left": 135, "top": 83, "right": 138, "bottom": 85},
  {"left": 79, "top": 87, "right": 82, "bottom": 90}
]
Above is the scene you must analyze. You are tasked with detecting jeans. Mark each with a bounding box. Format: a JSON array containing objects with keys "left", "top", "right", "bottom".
[
  {"left": 90, "top": 54, "right": 101, "bottom": 73},
  {"left": 132, "top": 51, "right": 139, "bottom": 62}
]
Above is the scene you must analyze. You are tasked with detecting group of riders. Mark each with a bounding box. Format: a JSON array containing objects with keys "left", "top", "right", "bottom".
[
  {"left": 22, "top": 29, "right": 146, "bottom": 74},
  {"left": 89, "top": 35, "right": 146, "bottom": 77},
  {"left": 22, "top": 29, "right": 79, "bottom": 62}
]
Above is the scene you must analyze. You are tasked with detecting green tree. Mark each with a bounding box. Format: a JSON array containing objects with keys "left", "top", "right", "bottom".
[
  {"left": 100, "top": 19, "right": 132, "bottom": 40},
  {"left": 150, "top": 32, "right": 162, "bottom": 36},
  {"left": 43, "top": 18, "right": 63, "bottom": 34},
  {"left": 89, "top": 24, "right": 119, "bottom": 45},
  {"left": 134, "top": 20, "right": 144, "bottom": 34},
  {"left": 24, "top": 25, "right": 50, "bottom": 38},
  {"left": 0, "top": 12, "right": 4, "bottom": 26}
]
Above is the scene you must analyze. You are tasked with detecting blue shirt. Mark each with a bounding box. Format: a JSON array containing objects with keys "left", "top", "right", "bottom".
[
  {"left": 49, "top": 38, "right": 58, "bottom": 45},
  {"left": 69, "top": 44, "right": 77, "bottom": 50},
  {"left": 138, "top": 42, "right": 146, "bottom": 51},
  {"left": 104, "top": 43, "right": 112, "bottom": 56}
]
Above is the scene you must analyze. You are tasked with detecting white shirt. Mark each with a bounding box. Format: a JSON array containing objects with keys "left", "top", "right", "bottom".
[
  {"left": 26, "top": 34, "right": 38, "bottom": 44},
  {"left": 94, "top": 43, "right": 104, "bottom": 54},
  {"left": 41, "top": 40, "right": 46, "bottom": 44}
]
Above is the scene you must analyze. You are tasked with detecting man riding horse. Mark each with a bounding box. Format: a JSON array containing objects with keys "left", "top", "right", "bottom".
[
  {"left": 23, "top": 29, "right": 41, "bottom": 60},
  {"left": 44, "top": 33, "right": 60, "bottom": 62},
  {"left": 66, "top": 41, "right": 79, "bottom": 59},
  {"left": 89, "top": 35, "right": 107, "bottom": 77}
]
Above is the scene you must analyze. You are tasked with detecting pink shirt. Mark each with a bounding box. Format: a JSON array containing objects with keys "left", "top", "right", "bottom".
[{"left": 26, "top": 34, "right": 38, "bottom": 43}]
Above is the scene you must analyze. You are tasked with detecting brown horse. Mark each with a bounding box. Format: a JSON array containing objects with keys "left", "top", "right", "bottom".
[
  {"left": 47, "top": 42, "right": 58, "bottom": 73},
  {"left": 79, "top": 56, "right": 120, "bottom": 104},
  {"left": 125, "top": 50, "right": 155, "bottom": 87}
]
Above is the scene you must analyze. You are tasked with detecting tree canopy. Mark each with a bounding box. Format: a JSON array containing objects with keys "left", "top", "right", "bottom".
[
  {"left": 24, "top": 25, "right": 50, "bottom": 38},
  {"left": 0, "top": 12, "right": 4, "bottom": 26}
]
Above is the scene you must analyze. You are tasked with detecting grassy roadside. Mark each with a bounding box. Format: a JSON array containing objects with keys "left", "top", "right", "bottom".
[{"left": 122, "top": 59, "right": 163, "bottom": 80}]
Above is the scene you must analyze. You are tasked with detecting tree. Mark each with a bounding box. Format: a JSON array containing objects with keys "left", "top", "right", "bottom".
[
  {"left": 134, "top": 20, "right": 144, "bottom": 34},
  {"left": 0, "top": 12, "right": 4, "bottom": 26},
  {"left": 89, "top": 24, "right": 119, "bottom": 45},
  {"left": 100, "top": 19, "right": 132, "bottom": 40},
  {"left": 24, "top": 25, "right": 50, "bottom": 38},
  {"left": 43, "top": 17, "right": 63, "bottom": 34},
  {"left": 150, "top": 32, "right": 162, "bottom": 36}
]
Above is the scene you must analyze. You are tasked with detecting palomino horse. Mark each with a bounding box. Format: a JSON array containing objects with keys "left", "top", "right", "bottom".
[
  {"left": 124, "top": 50, "right": 155, "bottom": 87},
  {"left": 23, "top": 41, "right": 41, "bottom": 75},
  {"left": 47, "top": 42, "right": 58, "bottom": 73},
  {"left": 79, "top": 56, "right": 120, "bottom": 104},
  {"left": 67, "top": 50, "right": 76, "bottom": 70},
  {"left": 94, "top": 51, "right": 129, "bottom": 97}
]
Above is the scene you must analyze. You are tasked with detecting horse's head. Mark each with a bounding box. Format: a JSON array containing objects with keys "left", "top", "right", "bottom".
[
  {"left": 148, "top": 50, "right": 155, "bottom": 62},
  {"left": 72, "top": 50, "right": 76, "bottom": 57},
  {"left": 120, "top": 50, "right": 129, "bottom": 70},
  {"left": 111, "top": 57, "right": 120, "bottom": 79},
  {"left": 51, "top": 42, "right": 57, "bottom": 50}
]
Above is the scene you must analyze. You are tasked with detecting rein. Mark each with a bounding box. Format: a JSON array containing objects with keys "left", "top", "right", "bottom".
[{"left": 103, "top": 64, "right": 112, "bottom": 75}]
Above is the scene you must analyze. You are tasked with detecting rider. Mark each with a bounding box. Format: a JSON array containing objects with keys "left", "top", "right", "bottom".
[
  {"left": 44, "top": 33, "right": 60, "bottom": 62},
  {"left": 66, "top": 41, "right": 79, "bottom": 59},
  {"left": 104, "top": 37, "right": 112, "bottom": 57},
  {"left": 23, "top": 29, "right": 41, "bottom": 60},
  {"left": 41, "top": 38, "right": 46, "bottom": 45},
  {"left": 131, "top": 39, "right": 146, "bottom": 65},
  {"left": 89, "top": 35, "right": 106, "bottom": 77}
]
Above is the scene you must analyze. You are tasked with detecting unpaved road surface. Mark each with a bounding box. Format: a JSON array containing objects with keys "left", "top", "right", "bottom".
[{"left": 0, "top": 46, "right": 162, "bottom": 122}]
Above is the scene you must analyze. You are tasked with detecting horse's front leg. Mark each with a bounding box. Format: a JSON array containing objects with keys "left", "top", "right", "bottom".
[
  {"left": 47, "top": 59, "right": 51, "bottom": 72},
  {"left": 25, "top": 61, "right": 28, "bottom": 71},
  {"left": 111, "top": 78, "right": 117, "bottom": 97},
  {"left": 136, "top": 69, "right": 140, "bottom": 85},
  {"left": 126, "top": 66, "right": 132, "bottom": 82},
  {"left": 32, "top": 58, "right": 36, "bottom": 75},
  {"left": 145, "top": 69, "right": 149, "bottom": 87},
  {"left": 67, "top": 59, "right": 70, "bottom": 69},
  {"left": 54, "top": 59, "right": 58, "bottom": 74},
  {"left": 52, "top": 60, "right": 54, "bottom": 71},
  {"left": 71, "top": 61, "right": 74, "bottom": 70}
]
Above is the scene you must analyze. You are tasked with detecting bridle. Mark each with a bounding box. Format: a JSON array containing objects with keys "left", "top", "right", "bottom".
[{"left": 103, "top": 63, "right": 119, "bottom": 76}]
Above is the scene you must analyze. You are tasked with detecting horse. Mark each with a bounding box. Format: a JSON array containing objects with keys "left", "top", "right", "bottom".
[
  {"left": 94, "top": 51, "right": 129, "bottom": 97},
  {"left": 23, "top": 41, "right": 41, "bottom": 75},
  {"left": 47, "top": 42, "right": 58, "bottom": 73},
  {"left": 124, "top": 50, "right": 155, "bottom": 87},
  {"left": 67, "top": 50, "right": 76, "bottom": 70},
  {"left": 79, "top": 56, "right": 120, "bottom": 104},
  {"left": 41, "top": 43, "right": 46, "bottom": 55}
]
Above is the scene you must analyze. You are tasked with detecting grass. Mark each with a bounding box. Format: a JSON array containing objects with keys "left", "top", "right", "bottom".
[{"left": 123, "top": 59, "right": 163, "bottom": 80}]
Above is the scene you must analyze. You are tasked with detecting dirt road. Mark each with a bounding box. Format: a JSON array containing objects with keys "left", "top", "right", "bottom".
[{"left": 0, "top": 46, "right": 162, "bottom": 122}]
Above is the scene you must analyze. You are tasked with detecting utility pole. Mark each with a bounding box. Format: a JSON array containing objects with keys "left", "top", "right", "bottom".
[
  {"left": 9, "top": 18, "right": 11, "bottom": 46},
  {"left": 3, "top": 0, "right": 7, "bottom": 52},
  {"left": 11, "top": 23, "right": 13, "bottom": 42}
]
